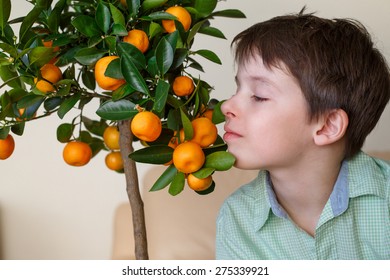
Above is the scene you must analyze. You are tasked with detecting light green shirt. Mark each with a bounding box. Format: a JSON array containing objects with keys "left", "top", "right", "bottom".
[{"left": 216, "top": 152, "right": 390, "bottom": 259}]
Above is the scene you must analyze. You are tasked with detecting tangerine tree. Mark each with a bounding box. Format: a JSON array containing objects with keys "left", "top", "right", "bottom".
[{"left": 0, "top": 0, "right": 244, "bottom": 259}]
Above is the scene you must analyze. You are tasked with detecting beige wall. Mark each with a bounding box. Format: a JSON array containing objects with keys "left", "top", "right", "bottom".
[{"left": 1, "top": 0, "right": 389, "bottom": 259}]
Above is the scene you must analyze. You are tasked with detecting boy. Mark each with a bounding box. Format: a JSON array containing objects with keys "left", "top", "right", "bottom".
[{"left": 216, "top": 11, "right": 390, "bottom": 259}]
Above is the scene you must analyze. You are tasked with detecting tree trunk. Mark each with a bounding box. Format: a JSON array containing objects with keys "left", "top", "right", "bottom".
[{"left": 118, "top": 119, "right": 149, "bottom": 260}]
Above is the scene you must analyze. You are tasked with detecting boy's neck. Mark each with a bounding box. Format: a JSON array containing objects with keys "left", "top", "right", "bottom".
[{"left": 268, "top": 149, "right": 345, "bottom": 237}]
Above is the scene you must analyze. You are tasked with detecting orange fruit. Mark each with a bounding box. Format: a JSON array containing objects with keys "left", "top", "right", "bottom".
[
  {"left": 42, "top": 40, "right": 60, "bottom": 64},
  {"left": 120, "top": 0, "right": 127, "bottom": 6},
  {"left": 172, "top": 76, "right": 194, "bottom": 97},
  {"left": 190, "top": 117, "right": 218, "bottom": 148},
  {"left": 162, "top": 6, "right": 192, "bottom": 33},
  {"left": 130, "top": 111, "right": 162, "bottom": 142},
  {"left": 187, "top": 173, "right": 213, "bottom": 191},
  {"left": 172, "top": 141, "right": 205, "bottom": 173},
  {"left": 105, "top": 151, "right": 124, "bottom": 171},
  {"left": 34, "top": 64, "right": 62, "bottom": 93},
  {"left": 123, "top": 29, "right": 149, "bottom": 53},
  {"left": 62, "top": 141, "right": 92, "bottom": 167},
  {"left": 0, "top": 134, "right": 15, "bottom": 160},
  {"left": 103, "top": 126, "right": 120, "bottom": 150},
  {"left": 202, "top": 109, "right": 213, "bottom": 121},
  {"left": 94, "top": 56, "right": 126, "bottom": 91},
  {"left": 42, "top": 40, "right": 60, "bottom": 52}
]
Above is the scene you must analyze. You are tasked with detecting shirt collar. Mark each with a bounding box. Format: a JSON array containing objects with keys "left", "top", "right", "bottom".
[
  {"left": 254, "top": 151, "right": 389, "bottom": 231},
  {"left": 348, "top": 151, "right": 388, "bottom": 199},
  {"left": 254, "top": 159, "right": 351, "bottom": 231}
]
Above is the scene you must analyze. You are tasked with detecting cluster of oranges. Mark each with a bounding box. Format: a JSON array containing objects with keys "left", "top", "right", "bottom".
[
  {"left": 129, "top": 108, "right": 217, "bottom": 192},
  {"left": 171, "top": 116, "right": 217, "bottom": 192},
  {"left": 94, "top": 6, "right": 192, "bottom": 92},
  {"left": 103, "top": 126, "right": 124, "bottom": 171},
  {"left": 34, "top": 39, "right": 62, "bottom": 94},
  {"left": 28, "top": 5, "right": 217, "bottom": 190},
  {"left": 62, "top": 125, "right": 124, "bottom": 171}
]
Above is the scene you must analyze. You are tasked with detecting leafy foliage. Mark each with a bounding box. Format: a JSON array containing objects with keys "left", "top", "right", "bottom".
[{"left": 0, "top": 0, "right": 244, "bottom": 195}]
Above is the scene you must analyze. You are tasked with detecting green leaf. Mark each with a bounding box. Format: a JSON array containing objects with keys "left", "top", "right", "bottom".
[
  {"left": 75, "top": 48, "right": 107, "bottom": 66},
  {"left": 28, "top": 46, "right": 57, "bottom": 67},
  {"left": 96, "top": 2, "right": 111, "bottom": 34},
  {"left": 16, "top": 97, "right": 42, "bottom": 119},
  {"left": 82, "top": 116, "right": 107, "bottom": 137},
  {"left": 96, "top": 99, "right": 138, "bottom": 121},
  {"left": 126, "top": 0, "right": 141, "bottom": 18},
  {"left": 129, "top": 145, "right": 174, "bottom": 164},
  {"left": 204, "top": 151, "right": 235, "bottom": 171},
  {"left": 74, "top": 47, "right": 107, "bottom": 65},
  {"left": 193, "top": 0, "right": 217, "bottom": 17},
  {"left": 180, "top": 108, "right": 193, "bottom": 141},
  {"left": 11, "top": 122, "right": 25, "bottom": 136},
  {"left": 0, "top": 127, "right": 10, "bottom": 139},
  {"left": 155, "top": 37, "right": 174, "bottom": 75},
  {"left": 72, "top": 15, "right": 102, "bottom": 37},
  {"left": 149, "top": 21, "right": 163, "bottom": 38},
  {"left": 141, "top": 0, "right": 167, "bottom": 11},
  {"left": 47, "top": 0, "right": 66, "bottom": 33},
  {"left": 17, "top": 94, "right": 45, "bottom": 109},
  {"left": 57, "top": 123, "right": 74, "bottom": 143},
  {"left": 57, "top": 93, "right": 81, "bottom": 119},
  {"left": 19, "top": 6, "right": 43, "bottom": 43},
  {"left": 165, "top": 30, "right": 179, "bottom": 50},
  {"left": 0, "top": 42, "right": 17, "bottom": 58},
  {"left": 212, "top": 100, "right": 226, "bottom": 124},
  {"left": 198, "top": 26, "right": 226, "bottom": 39},
  {"left": 120, "top": 52, "right": 149, "bottom": 95},
  {"left": 111, "top": 84, "right": 136, "bottom": 100},
  {"left": 153, "top": 79, "right": 169, "bottom": 114},
  {"left": 150, "top": 164, "right": 177, "bottom": 192},
  {"left": 105, "top": 57, "right": 123, "bottom": 79},
  {"left": 112, "top": 24, "right": 128, "bottom": 36},
  {"left": 211, "top": 9, "right": 246, "bottom": 18},
  {"left": 147, "top": 56, "right": 159, "bottom": 77},
  {"left": 44, "top": 96, "right": 62, "bottom": 111},
  {"left": 203, "top": 142, "right": 227, "bottom": 156},
  {"left": 0, "top": 0, "right": 11, "bottom": 36},
  {"left": 109, "top": 3, "right": 125, "bottom": 26},
  {"left": 79, "top": 130, "right": 93, "bottom": 143},
  {"left": 0, "top": 65, "right": 23, "bottom": 88},
  {"left": 171, "top": 48, "right": 188, "bottom": 70},
  {"left": 81, "top": 70, "right": 96, "bottom": 91},
  {"left": 117, "top": 42, "right": 146, "bottom": 70},
  {"left": 145, "top": 11, "right": 177, "bottom": 21},
  {"left": 187, "top": 19, "right": 205, "bottom": 45},
  {"left": 169, "top": 171, "right": 185, "bottom": 196},
  {"left": 194, "top": 49, "right": 222, "bottom": 64},
  {"left": 192, "top": 167, "right": 215, "bottom": 179}
]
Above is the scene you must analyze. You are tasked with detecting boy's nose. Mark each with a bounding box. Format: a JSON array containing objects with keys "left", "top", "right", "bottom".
[{"left": 221, "top": 97, "right": 236, "bottom": 118}]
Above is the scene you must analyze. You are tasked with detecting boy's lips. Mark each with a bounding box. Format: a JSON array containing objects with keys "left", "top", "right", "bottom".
[{"left": 223, "top": 125, "right": 242, "bottom": 141}]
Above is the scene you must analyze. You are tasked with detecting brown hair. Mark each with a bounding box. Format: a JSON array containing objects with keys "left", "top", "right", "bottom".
[{"left": 232, "top": 10, "right": 390, "bottom": 158}]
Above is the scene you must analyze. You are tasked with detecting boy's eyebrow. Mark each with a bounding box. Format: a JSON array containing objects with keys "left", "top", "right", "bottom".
[{"left": 235, "top": 73, "right": 276, "bottom": 88}]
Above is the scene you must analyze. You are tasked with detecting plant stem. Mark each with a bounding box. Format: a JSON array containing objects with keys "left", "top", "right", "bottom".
[{"left": 118, "top": 119, "right": 149, "bottom": 260}]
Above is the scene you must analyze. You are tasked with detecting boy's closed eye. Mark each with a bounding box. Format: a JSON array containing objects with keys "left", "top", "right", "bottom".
[{"left": 251, "top": 95, "right": 268, "bottom": 102}]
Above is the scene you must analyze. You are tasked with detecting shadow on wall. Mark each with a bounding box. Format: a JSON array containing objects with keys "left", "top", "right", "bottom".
[{"left": 111, "top": 166, "right": 259, "bottom": 260}]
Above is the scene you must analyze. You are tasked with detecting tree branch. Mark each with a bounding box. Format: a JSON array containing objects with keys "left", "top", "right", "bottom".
[{"left": 118, "top": 119, "right": 149, "bottom": 260}]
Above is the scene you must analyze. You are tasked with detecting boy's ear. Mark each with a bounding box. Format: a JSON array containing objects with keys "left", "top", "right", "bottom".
[{"left": 313, "top": 109, "right": 349, "bottom": 146}]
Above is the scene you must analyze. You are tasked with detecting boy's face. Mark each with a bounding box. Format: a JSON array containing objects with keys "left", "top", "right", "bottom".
[{"left": 221, "top": 55, "right": 318, "bottom": 170}]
